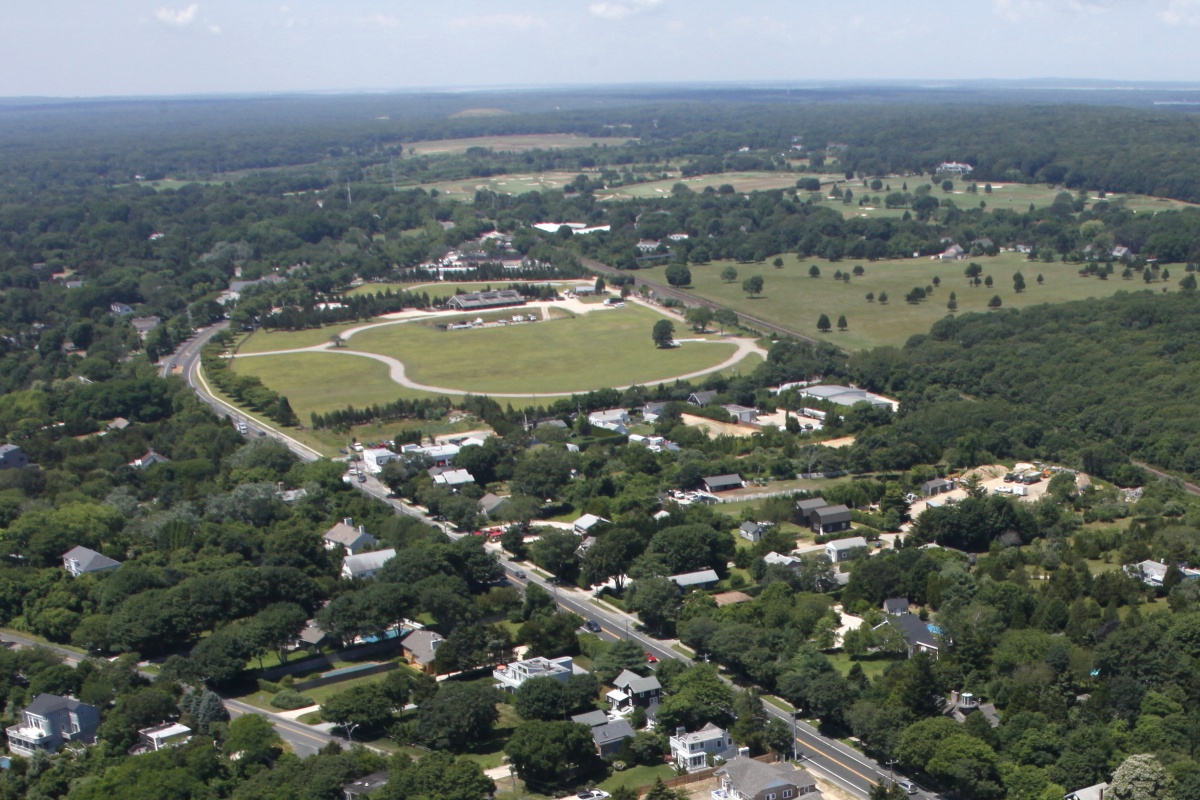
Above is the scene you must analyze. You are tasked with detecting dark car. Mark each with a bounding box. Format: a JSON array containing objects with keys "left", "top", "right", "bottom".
[{"left": 583, "top": 620, "right": 602, "bottom": 633}]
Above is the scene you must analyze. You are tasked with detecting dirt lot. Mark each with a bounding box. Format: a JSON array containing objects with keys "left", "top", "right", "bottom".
[
  {"left": 680, "top": 412, "right": 759, "bottom": 438},
  {"left": 906, "top": 462, "right": 1089, "bottom": 524}
]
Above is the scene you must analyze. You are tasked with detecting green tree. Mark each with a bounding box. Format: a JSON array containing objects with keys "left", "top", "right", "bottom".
[
  {"left": 743, "top": 276, "right": 764, "bottom": 297},
  {"left": 652, "top": 319, "right": 676, "bottom": 348},
  {"left": 686, "top": 306, "right": 714, "bottom": 332},
  {"left": 626, "top": 577, "right": 682, "bottom": 636},
  {"left": 417, "top": 683, "right": 501, "bottom": 750},
  {"left": 809, "top": 265, "right": 821, "bottom": 278},
  {"left": 988, "top": 295, "right": 1002, "bottom": 309},
  {"left": 866, "top": 292, "right": 875, "bottom": 302},
  {"left": 714, "top": 308, "right": 739, "bottom": 333},
  {"left": 275, "top": 396, "right": 299, "bottom": 426},
  {"left": 1013, "top": 273, "right": 1026, "bottom": 293},
  {"left": 321, "top": 683, "right": 396, "bottom": 737},
  {"left": 224, "top": 713, "right": 282, "bottom": 772},
  {"left": 1109, "top": 754, "right": 1174, "bottom": 800},
  {"left": 721, "top": 266, "right": 739, "bottom": 283},
  {"left": 773, "top": 257, "right": 784, "bottom": 268},
  {"left": 505, "top": 720, "right": 598, "bottom": 787},
  {"left": 817, "top": 314, "right": 832, "bottom": 333},
  {"left": 878, "top": 291, "right": 888, "bottom": 304},
  {"left": 593, "top": 638, "right": 650, "bottom": 684},
  {"left": 837, "top": 315, "right": 848, "bottom": 331},
  {"left": 514, "top": 676, "right": 572, "bottom": 721},
  {"left": 665, "top": 264, "right": 691, "bottom": 287},
  {"left": 947, "top": 292, "right": 957, "bottom": 311}
]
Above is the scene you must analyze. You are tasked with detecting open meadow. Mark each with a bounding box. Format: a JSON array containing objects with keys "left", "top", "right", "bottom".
[
  {"left": 403, "top": 133, "right": 634, "bottom": 156},
  {"left": 637, "top": 252, "right": 1164, "bottom": 350}
]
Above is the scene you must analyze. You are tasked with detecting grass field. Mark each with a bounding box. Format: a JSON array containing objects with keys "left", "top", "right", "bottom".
[
  {"left": 404, "top": 134, "right": 634, "bottom": 156},
  {"left": 347, "top": 280, "right": 578, "bottom": 298},
  {"left": 826, "top": 651, "right": 904, "bottom": 680},
  {"left": 344, "top": 304, "right": 738, "bottom": 394},
  {"left": 636, "top": 252, "right": 1158, "bottom": 350},
  {"left": 596, "top": 171, "right": 847, "bottom": 201}
]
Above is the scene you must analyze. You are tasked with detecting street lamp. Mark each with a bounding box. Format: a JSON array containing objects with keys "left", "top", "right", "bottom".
[
  {"left": 792, "top": 711, "right": 800, "bottom": 761},
  {"left": 344, "top": 721, "right": 360, "bottom": 744}
]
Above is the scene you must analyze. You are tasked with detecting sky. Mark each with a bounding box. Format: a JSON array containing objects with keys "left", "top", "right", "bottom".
[{"left": 5, "top": 0, "right": 1200, "bottom": 97}]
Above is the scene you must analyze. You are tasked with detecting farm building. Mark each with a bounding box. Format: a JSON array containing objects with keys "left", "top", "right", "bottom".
[
  {"left": 703, "top": 474, "right": 743, "bottom": 493},
  {"left": 810, "top": 504, "right": 853, "bottom": 535},
  {"left": 799, "top": 384, "right": 898, "bottom": 411},
  {"left": 445, "top": 289, "right": 526, "bottom": 311}
]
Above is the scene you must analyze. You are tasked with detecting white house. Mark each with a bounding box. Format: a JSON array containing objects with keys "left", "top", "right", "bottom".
[
  {"left": 432, "top": 468, "right": 475, "bottom": 488},
  {"left": 670, "top": 723, "right": 736, "bottom": 772},
  {"left": 323, "top": 520, "right": 379, "bottom": 555},
  {"left": 341, "top": 549, "right": 396, "bottom": 580},
  {"left": 723, "top": 404, "right": 759, "bottom": 425},
  {"left": 62, "top": 546, "right": 121, "bottom": 578},
  {"left": 824, "top": 536, "right": 868, "bottom": 563},
  {"left": 492, "top": 656, "right": 574, "bottom": 692},
  {"left": 136, "top": 722, "right": 192, "bottom": 753},
  {"left": 362, "top": 447, "right": 398, "bottom": 475},
  {"left": 574, "top": 514, "right": 610, "bottom": 535},
  {"left": 1064, "top": 782, "right": 1109, "bottom": 800},
  {"left": 589, "top": 408, "right": 630, "bottom": 433},
  {"left": 6, "top": 695, "right": 101, "bottom": 756}
]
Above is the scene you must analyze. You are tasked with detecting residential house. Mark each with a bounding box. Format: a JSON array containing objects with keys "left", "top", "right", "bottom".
[
  {"left": 938, "top": 244, "right": 966, "bottom": 261},
  {"left": 62, "top": 546, "right": 121, "bottom": 578},
  {"left": 6, "top": 694, "right": 101, "bottom": 756},
  {"left": 400, "top": 630, "right": 444, "bottom": 674},
  {"left": 671, "top": 570, "right": 720, "bottom": 591},
  {"left": 492, "top": 655, "right": 574, "bottom": 692},
  {"left": 921, "top": 478, "right": 956, "bottom": 497},
  {"left": 445, "top": 289, "right": 526, "bottom": 311},
  {"left": 478, "top": 493, "right": 509, "bottom": 517},
  {"left": 110, "top": 302, "right": 134, "bottom": 316},
  {"left": 107, "top": 417, "right": 130, "bottom": 432},
  {"left": 571, "top": 709, "right": 611, "bottom": 728},
  {"left": 1111, "top": 246, "right": 1132, "bottom": 260},
  {"left": 432, "top": 468, "right": 475, "bottom": 488},
  {"left": 712, "top": 756, "right": 820, "bottom": 800},
  {"left": 670, "top": 723, "right": 736, "bottom": 772},
  {"left": 946, "top": 691, "right": 1000, "bottom": 729},
  {"left": 883, "top": 598, "right": 909, "bottom": 616},
  {"left": 129, "top": 449, "right": 170, "bottom": 469},
  {"left": 823, "top": 536, "right": 868, "bottom": 563},
  {"left": 588, "top": 408, "right": 630, "bottom": 432},
  {"left": 573, "top": 514, "right": 610, "bottom": 535},
  {"left": 341, "top": 549, "right": 396, "bottom": 580},
  {"left": 130, "top": 316, "right": 161, "bottom": 338},
  {"left": 135, "top": 722, "right": 192, "bottom": 753},
  {"left": 1063, "top": 782, "right": 1109, "bottom": 800},
  {"left": 591, "top": 719, "right": 636, "bottom": 757},
  {"left": 794, "top": 497, "right": 829, "bottom": 526},
  {"left": 642, "top": 402, "right": 669, "bottom": 423},
  {"left": 295, "top": 618, "right": 333, "bottom": 652},
  {"left": 763, "top": 552, "right": 800, "bottom": 569},
  {"left": 1122, "top": 559, "right": 1200, "bottom": 586},
  {"left": 937, "top": 161, "right": 974, "bottom": 175},
  {"left": 810, "top": 505, "right": 853, "bottom": 535},
  {"left": 723, "top": 404, "right": 759, "bottom": 425},
  {"left": 323, "top": 520, "right": 379, "bottom": 555},
  {"left": 874, "top": 612, "right": 941, "bottom": 658},
  {"left": 399, "top": 442, "right": 461, "bottom": 467},
  {"left": 609, "top": 669, "right": 662, "bottom": 713},
  {"left": 703, "top": 474, "right": 744, "bottom": 493},
  {"left": 0, "top": 444, "right": 30, "bottom": 470},
  {"left": 343, "top": 771, "right": 389, "bottom": 800},
  {"left": 362, "top": 447, "right": 397, "bottom": 475},
  {"left": 739, "top": 521, "right": 770, "bottom": 542},
  {"left": 636, "top": 240, "right": 662, "bottom": 253},
  {"left": 688, "top": 390, "right": 718, "bottom": 408}
]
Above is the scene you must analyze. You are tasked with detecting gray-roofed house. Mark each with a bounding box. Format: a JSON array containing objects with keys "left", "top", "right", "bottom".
[
  {"left": 492, "top": 655, "right": 574, "bottom": 692},
  {"left": 62, "top": 546, "right": 121, "bottom": 578},
  {"left": 810, "top": 505, "right": 852, "bottom": 535},
  {"left": 341, "top": 548, "right": 396, "bottom": 580},
  {"left": 574, "top": 514, "right": 610, "bottom": 535},
  {"left": 642, "top": 402, "right": 669, "bottom": 423},
  {"left": 704, "top": 474, "right": 744, "bottom": 493},
  {"left": 723, "top": 404, "right": 759, "bottom": 425},
  {"left": 591, "top": 719, "right": 636, "bottom": 757},
  {"left": 129, "top": 449, "right": 170, "bottom": 469},
  {"left": 1064, "top": 782, "right": 1109, "bottom": 800},
  {"left": 401, "top": 630, "right": 444, "bottom": 674},
  {"left": 323, "top": 520, "right": 379, "bottom": 555},
  {"left": 794, "top": 497, "right": 828, "bottom": 526},
  {"left": 688, "top": 390, "right": 718, "bottom": 407},
  {"left": 110, "top": 302, "right": 134, "bottom": 316},
  {"left": 610, "top": 669, "right": 662, "bottom": 712},
  {"left": 875, "top": 612, "right": 941, "bottom": 659},
  {"left": 571, "top": 709, "right": 611, "bottom": 728},
  {"left": 6, "top": 694, "right": 101, "bottom": 756},
  {"left": 432, "top": 468, "right": 475, "bottom": 488},
  {"left": 883, "top": 598, "right": 909, "bottom": 616},
  {"left": 670, "top": 570, "right": 720, "bottom": 590},
  {"left": 296, "top": 618, "right": 333, "bottom": 652},
  {"left": 130, "top": 316, "right": 161, "bottom": 339},
  {"left": 0, "top": 444, "right": 30, "bottom": 470},
  {"left": 824, "top": 536, "right": 868, "bottom": 563},
  {"left": 739, "top": 521, "right": 770, "bottom": 542},
  {"left": 343, "top": 771, "right": 389, "bottom": 800},
  {"left": 669, "top": 723, "right": 736, "bottom": 772},
  {"left": 921, "top": 478, "right": 956, "bottom": 497},
  {"left": 714, "top": 755, "right": 821, "bottom": 800},
  {"left": 479, "top": 493, "right": 509, "bottom": 517}
]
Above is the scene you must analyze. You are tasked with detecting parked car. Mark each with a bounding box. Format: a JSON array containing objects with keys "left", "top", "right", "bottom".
[
  {"left": 896, "top": 781, "right": 918, "bottom": 795},
  {"left": 578, "top": 790, "right": 610, "bottom": 800}
]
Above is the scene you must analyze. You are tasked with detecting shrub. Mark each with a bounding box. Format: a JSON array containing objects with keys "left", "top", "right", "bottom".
[
  {"left": 270, "top": 689, "right": 316, "bottom": 710},
  {"left": 256, "top": 678, "right": 282, "bottom": 694}
]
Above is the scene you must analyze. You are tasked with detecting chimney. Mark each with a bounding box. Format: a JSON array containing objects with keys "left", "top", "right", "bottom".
[
  {"left": 676, "top": 726, "right": 686, "bottom": 737},
  {"left": 359, "top": 525, "right": 366, "bottom": 536},
  {"left": 737, "top": 746, "right": 750, "bottom": 758},
  {"left": 343, "top": 517, "right": 353, "bottom": 527}
]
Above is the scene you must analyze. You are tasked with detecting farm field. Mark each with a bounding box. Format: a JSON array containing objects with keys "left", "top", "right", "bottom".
[
  {"left": 346, "top": 280, "right": 580, "bottom": 298},
  {"left": 636, "top": 251, "right": 1157, "bottom": 350},
  {"left": 596, "top": 170, "right": 845, "bottom": 201},
  {"left": 403, "top": 133, "right": 634, "bottom": 156},
  {"left": 419, "top": 171, "right": 587, "bottom": 200},
  {"left": 345, "top": 303, "right": 739, "bottom": 394}
]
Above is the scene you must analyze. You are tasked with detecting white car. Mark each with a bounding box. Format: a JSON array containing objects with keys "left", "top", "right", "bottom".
[
  {"left": 577, "top": 791, "right": 611, "bottom": 800},
  {"left": 896, "top": 780, "right": 918, "bottom": 795}
]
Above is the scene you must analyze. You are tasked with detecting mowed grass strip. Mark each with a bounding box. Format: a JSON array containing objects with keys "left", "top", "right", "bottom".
[
  {"left": 638, "top": 252, "right": 1152, "bottom": 350},
  {"left": 347, "top": 304, "right": 737, "bottom": 394},
  {"left": 405, "top": 134, "right": 633, "bottom": 156}
]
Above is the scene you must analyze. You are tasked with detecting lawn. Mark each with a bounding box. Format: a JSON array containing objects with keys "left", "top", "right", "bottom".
[
  {"left": 404, "top": 134, "right": 634, "bottom": 156},
  {"left": 344, "top": 303, "right": 739, "bottom": 394},
  {"left": 826, "top": 651, "right": 904, "bottom": 681},
  {"left": 346, "top": 280, "right": 578, "bottom": 299},
  {"left": 596, "top": 171, "right": 849, "bottom": 202},
  {"left": 636, "top": 251, "right": 1155, "bottom": 350},
  {"left": 238, "top": 325, "right": 359, "bottom": 354},
  {"left": 597, "top": 764, "right": 678, "bottom": 793}
]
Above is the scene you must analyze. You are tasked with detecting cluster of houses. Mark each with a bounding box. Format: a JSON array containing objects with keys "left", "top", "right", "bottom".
[
  {"left": 360, "top": 436, "right": 488, "bottom": 477},
  {"left": 5, "top": 692, "right": 191, "bottom": 758}
]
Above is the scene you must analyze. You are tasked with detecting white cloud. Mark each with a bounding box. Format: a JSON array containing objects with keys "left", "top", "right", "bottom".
[
  {"left": 448, "top": 14, "right": 548, "bottom": 31},
  {"left": 1161, "top": 0, "right": 1200, "bottom": 24},
  {"left": 155, "top": 4, "right": 199, "bottom": 27},
  {"left": 359, "top": 14, "right": 401, "bottom": 28},
  {"left": 589, "top": 0, "right": 663, "bottom": 21}
]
